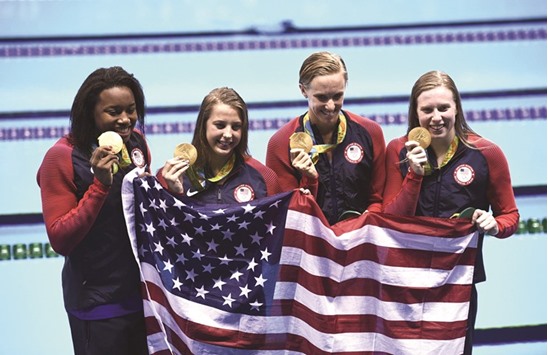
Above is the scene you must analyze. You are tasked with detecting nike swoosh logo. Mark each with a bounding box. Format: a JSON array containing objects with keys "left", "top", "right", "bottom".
[{"left": 186, "top": 189, "right": 200, "bottom": 197}]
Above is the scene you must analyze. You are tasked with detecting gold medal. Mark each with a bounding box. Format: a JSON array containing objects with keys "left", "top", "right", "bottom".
[
  {"left": 98, "top": 131, "right": 124, "bottom": 174},
  {"left": 173, "top": 143, "right": 198, "bottom": 165},
  {"left": 98, "top": 131, "right": 123, "bottom": 153},
  {"left": 408, "top": 127, "right": 432, "bottom": 148},
  {"left": 289, "top": 132, "right": 313, "bottom": 153}
]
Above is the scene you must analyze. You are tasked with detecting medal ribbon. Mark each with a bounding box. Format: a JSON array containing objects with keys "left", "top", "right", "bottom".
[
  {"left": 118, "top": 144, "right": 132, "bottom": 168},
  {"left": 186, "top": 154, "right": 236, "bottom": 191},
  {"left": 302, "top": 112, "right": 347, "bottom": 164},
  {"left": 423, "top": 137, "right": 459, "bottom": 175}
]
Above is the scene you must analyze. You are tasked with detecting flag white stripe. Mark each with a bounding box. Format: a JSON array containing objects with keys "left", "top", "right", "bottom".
[
  {"left": 280, "top": 245, "right": 475, "bottom": 287},
  {"left": 286, "top": 210, "right": 478, "bottom": 252},
  {"left": 144, "top": 330, "right": 175, "bottom": 354},
  {"left": 273, "top": 280, "right": 470, "bottom": 322},
  {"left": 122, "top": 167, "right": 146, "bottom": 265}
]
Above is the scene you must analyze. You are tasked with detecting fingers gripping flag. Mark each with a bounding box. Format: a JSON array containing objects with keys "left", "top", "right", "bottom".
[{"left": 122, "top": 169, "right": 478, "bottom": 355}]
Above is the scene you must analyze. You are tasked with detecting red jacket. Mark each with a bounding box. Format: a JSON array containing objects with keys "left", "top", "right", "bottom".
[
  {"left": 383, "top": 133, "right": 519, "bottom": 282},
  {"left": 37, "top": 131, "right": 151, "bottom": 312}
]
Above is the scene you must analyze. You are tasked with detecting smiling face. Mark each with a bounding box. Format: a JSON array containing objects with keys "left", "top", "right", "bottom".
[
  {"left": 205, "top": 103, "right": 242, "bottom": 167},
  {"left": 94, "top": 86, "right": 137, "bottom": 143},
  {"left": 416, "top": 86, "right": 457, "bottom": 146},
  {"left": 300, "top": 70, "right": 346, "bottom": 134}
]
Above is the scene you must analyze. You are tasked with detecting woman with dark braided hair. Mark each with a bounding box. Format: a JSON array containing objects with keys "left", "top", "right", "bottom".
[
  {"left": 383, "top": 70, "right": 519, "bottom": 354},
  {"left": 37, "top": 66, "right": 150, "bottom": 354}
]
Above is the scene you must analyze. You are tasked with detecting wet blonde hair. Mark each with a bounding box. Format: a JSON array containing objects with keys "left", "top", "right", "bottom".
[{"left": 299, "top": 51, "right": 348, "bottom": 89}]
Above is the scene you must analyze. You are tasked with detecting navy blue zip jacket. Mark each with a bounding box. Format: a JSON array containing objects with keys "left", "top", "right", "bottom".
[{"left": 383, "top": 133, "right": 519, "bottom": 283}]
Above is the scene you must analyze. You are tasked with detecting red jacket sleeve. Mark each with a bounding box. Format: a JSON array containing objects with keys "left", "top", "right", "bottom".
[
  {"left": 36, "top": 139, "right": 110, "bottom": 256},
  {"left": 382, "top": 136, "right": 423, "bottom": 215},
  {"left": 353, "top": 113, "right": 386, "bottom": 213},
  {"left": 475, "top": 138, "right": 520, "bottom": 238},
  {"left": 155, "top": 167, "right": 169, "bottom": 190},
  {"left": 265, "top": 119, "right": 319, "bottom": 196}
]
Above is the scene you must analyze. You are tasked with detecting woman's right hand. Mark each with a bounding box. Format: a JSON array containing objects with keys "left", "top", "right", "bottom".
[
  {"left": 291, "top": 149, "right": 318, "bottom": 179},
  {"left": 161, "top": 157, "right": 190, "bottom": 194},
  {"left": 405, "top": 141, "right": 428, "bottom": 176},
  {"left": 90, "top": 146, "right": 119, "bottom": 186}
]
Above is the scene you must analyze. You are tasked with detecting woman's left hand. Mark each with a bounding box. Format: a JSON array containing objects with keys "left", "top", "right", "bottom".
[{"left": 472, "top": 209, "right": 499, "bottom": 236}]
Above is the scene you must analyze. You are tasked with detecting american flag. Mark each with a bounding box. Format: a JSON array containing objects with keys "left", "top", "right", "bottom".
[{"left": 122, "top": 170, "right": 478, "bottom": 355}]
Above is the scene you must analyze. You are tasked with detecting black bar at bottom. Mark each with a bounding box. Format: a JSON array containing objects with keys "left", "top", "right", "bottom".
[{"left": 474, "top": 324, "right": 547, "bottom": 345}]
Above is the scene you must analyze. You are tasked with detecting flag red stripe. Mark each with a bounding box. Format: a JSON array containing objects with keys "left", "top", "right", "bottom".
[
  {"left": 149, "top": 314, "right": 392, "bottom": 355},
  {"left": 361, "top": 212, "right": 478, "bottom": 237},
  {"left": 283, "top": 228, "right": 477, "bottom": 268},
  {"left": 289, "top": 193, "right": 477, "bottom": 238},
  {"left": 270, "top": 299, "right": 468, "bottom": 340},
  {"left": 144, "top": 314, "right": 165, "bottom": 336},
  {"left": 278, "top": 264, "right": 473, "bottom": 303},
  {"left": 145, "top": 316, "right": 191, "bottom": 354}
]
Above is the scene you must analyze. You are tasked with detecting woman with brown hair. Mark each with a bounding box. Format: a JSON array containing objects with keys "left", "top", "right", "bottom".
[
  {"left": 383, "top": 70, "right": 520, "bottom": 354},
  {"left": 159, "top": 87, "right": 281, "bottom": 203}
]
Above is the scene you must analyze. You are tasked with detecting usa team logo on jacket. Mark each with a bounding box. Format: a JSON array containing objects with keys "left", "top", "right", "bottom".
[
  {"left": 454, "top": 164, "right": 475, "bottom": 186},
  {"left": 344, "top": 143, "right": 364, "bottom": 164},
  {"left": 131, "top": 148, "right": 146, "bottom": 168},
  {"left": 234, "top": 184, "right": 255, "bottom": 202}
]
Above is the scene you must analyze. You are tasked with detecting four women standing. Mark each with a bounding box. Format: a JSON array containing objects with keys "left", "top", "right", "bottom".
[{"left": 36, "top": 57, "right": 519, "bottom": 355}]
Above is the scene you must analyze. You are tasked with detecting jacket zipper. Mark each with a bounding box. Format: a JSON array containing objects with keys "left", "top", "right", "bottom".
[
  {"left": 331, "top": 165, "right": 337, "bottom": 222},
  {"left": 433, "top": 168, "right": 443, "bottom": 217},
  {"left": 432, "top": 144, "right": 466, "bottom": 217}
]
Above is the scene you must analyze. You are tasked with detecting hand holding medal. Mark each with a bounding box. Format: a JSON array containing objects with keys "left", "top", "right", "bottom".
[
  {"left": 160, "top": 143, "right": 198, "bottom": 195},
  {"left": 401, "top": 127, "right": 432, "bottom": 175},
  {"left": 289, "top": 132, "right": 314, "bottom": 154},
  {"left": 97, "top": 131, "right": 124, "bottom": 174},
  {"left": 407, "top": 127, "right": 431, "bottom": 149},
  {"left": 289, "top": 132, "right": 318, "bottom": 179},
  {"left": 173, "top": 143, "right": 198, "bottom": 165}
]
